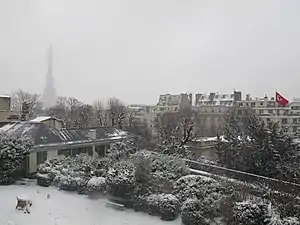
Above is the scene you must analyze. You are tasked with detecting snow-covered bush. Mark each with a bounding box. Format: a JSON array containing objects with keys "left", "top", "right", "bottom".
[
  {"left": 36, "top": 173, "right": 52, "bottom": 187},
  {"left": 0, "top": 134, "right": 32, "bottom": 184},
  {"left": 173, "top": 175, "right": 223, "bottom": 203},
  {"left": 106, "top": 140, "right": 139, "bottom": 162},
  {"left": 56, "top": 175, "right": 78, "bottom": 191},
  {"left": 37, "top": 154, "right": 110, "bottom": 189},
  {"left": 282, "top": 217, "right": 300, "bottom": 225},
  {"left": 86, "top": 177, "right": 106, "bottom": 194},
  {"left": 265, "top": 203, "right": 300, "bottom": 225},
  {"left": 106, "top": 160, "right": 136, "bottom": 202},
  {"left": 229, "top": 198, "right": 269, "bottom": 225},
  {"left": 146, "top": 194, "right": 180, "bottom": 221},
  {"left": 132, "top": 150, "right": 189, "bottom": 182},
  {"left": 181, "top": 198, "right": 219, "bottom": 225}
]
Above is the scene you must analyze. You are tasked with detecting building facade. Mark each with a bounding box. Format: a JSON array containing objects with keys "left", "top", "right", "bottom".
[
  {"left": 0, "top": 95, "right": 18, "bottom": 122},
  {"left": 128, "top": 93, "right": 193, "bottom": 137},
  {"left": 236, "top": 95, "right": 300, "bottom": 134}
]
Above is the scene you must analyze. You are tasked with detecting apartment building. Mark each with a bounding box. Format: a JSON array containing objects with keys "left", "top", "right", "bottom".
[
  {"left": 193, "top": 91, "right": 244, "bottom": 136},
  {"left": 127, "top": 93, "right": 193, "bottom": 137},
  {"left": 236, "top": 95, "right": 300, "bottom": 134},
  {"left": 157, "top": 93, "right": 192, "bottom": 110},
  {"left": 0, "top": 95, "right": 18, "bottom": 122},
  {"left": 195, "top": 91, "right": 242, "bottom": 106}
]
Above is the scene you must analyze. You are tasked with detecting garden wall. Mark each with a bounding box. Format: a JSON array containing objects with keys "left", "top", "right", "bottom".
[{"left": 184, "top": 159, "right": 300, "bottom": 195}]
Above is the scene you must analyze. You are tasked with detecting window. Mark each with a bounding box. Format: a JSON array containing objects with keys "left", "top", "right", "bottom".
[
  {"left": 95, "top": 145, "right": 106, "bottom": 157},
  {"left": 71, "top": 148, "right": 84, "bottom": 157},
  {"left": 293, "top": 118, "right": 298, "bottom": 124},
  {"left": 281, "top": 118, "right": 288, "bottom": 124},
  {"left": 293, "top": 127, "right": 298, "bottom": 133},
  {"left": 86, "top": 147, "right": 93, "bottom": 156},
  {"left": 37, "top": 151, "right": 47, "bottom": 165},
  {"left": 58, "top": 149, "right": 71, "bottom": 156},
  {"left": 268, "top": 110, "right": 273, "bottom": 114},
  {"left": 260, "top": 102, "right": 264, "bottom": 106}
]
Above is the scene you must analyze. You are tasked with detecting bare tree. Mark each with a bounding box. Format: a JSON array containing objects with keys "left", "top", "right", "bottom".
[
  {"left": 158, "top": 107, "right": 195, "bottom": 147},
  {"left": 77, "top": 104, "right": 93, "bottom": 128},
  {"left": 107, "top": 97, "right": 126, "bottom": 129},
  {"left": 11, "top": 89, "right": 43, "bottom": 119},
  {"left": 93, "top": 100, "right": 106, "bottom": 126}
]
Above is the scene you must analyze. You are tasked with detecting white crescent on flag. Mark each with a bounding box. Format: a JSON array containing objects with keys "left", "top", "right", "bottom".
[{"left": 276, "top": 95, "right": 282, "bottom": 102}]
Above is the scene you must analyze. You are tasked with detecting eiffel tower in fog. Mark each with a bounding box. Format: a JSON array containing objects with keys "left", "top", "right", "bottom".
[{"left": 43, "top": 45, "right": 57, "bottom": 109}]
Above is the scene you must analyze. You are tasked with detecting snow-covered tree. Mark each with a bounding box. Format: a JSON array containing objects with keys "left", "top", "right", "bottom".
[
  {"left": 11, "top": 89, "right": 43, "bottom": 119},
  {"left": 0, "top": 133, "right": 33, "bottom": 184},
  {"left": 156, "top": 108, "right": 196, "bottom": 158},
  {"left": 216, "top": 116, "right": 300, "bottom": 182}
]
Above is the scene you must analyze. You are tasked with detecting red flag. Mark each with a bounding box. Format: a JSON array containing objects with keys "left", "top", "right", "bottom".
[{"left": 276, "top": 92, "right": 289, "bottom": 107}]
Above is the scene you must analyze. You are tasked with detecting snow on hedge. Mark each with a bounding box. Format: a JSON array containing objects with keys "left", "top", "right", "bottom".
[
  {"left": 0, "top": 134, "right": 33, "bottom": 184},
  {"left": 146, "top": 194, "right": 180, "bottom": 221},
  {"left": 87, "top": 177, "right": 106, "bottom": 193},
  {"left": 173, "top": 175, "right": 223, "bottom": 203}
]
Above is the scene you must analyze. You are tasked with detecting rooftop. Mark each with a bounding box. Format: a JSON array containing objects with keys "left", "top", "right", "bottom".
[
  {"left": 30, "top": 116, "right": 62, "bottom": 122},
  {"left": 0, "top": 122, "right": 127, "bottom": 147}
]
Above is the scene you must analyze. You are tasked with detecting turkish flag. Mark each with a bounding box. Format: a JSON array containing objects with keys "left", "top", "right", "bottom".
[{"left": 276, "top": 92, "right": 289, "bottom": 107}]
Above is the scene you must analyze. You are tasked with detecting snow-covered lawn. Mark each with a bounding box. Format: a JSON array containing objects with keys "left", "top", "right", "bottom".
[{"left": 0, "top": 181, "right": 181, "bottom": 225}]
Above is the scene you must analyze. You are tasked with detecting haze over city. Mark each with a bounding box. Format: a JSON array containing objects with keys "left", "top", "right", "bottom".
[{"left": 1, "top": 0, "right": 300, "bottom": 104}]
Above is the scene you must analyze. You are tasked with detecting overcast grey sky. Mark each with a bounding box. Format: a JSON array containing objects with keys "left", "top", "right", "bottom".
[{"left": 0, "top": 0, "right": 299, "bottom": 104}]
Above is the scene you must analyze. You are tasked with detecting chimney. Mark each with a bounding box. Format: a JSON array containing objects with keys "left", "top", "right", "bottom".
[
  {"left": 208, "top": 92, "right": 216, "bottom": 104},
  {"left": 195, "top": 93, "right": 202, "bottom": 106},
  {"left": 188, "top": 93, "right": 193, "bottom": 105},
  {"left": 234, "top": 91, "right": 242, "bottom": 102},
  {"left": 246, "top": 94, "right": 250, "bottom": 101}
]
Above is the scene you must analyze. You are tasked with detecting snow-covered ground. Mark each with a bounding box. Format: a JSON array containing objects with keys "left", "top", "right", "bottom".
[{"left": 0, "top": 181, "right": 181, "bottom": 225}]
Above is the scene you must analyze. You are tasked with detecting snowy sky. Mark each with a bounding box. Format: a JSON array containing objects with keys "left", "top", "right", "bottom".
[{"left": 0, "top": 0, "right": 300, "bottom": 104}]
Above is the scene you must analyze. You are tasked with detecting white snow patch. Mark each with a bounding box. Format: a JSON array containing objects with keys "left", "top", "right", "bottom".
[
  {"left": 30, "top": 117, "right": 52, "bottom": 122},
  {"left": 87, "top": 177, "right": 106, "bottom": 187},
  {"left": 0, "top": 123, "right": 15, "bottom": 132},
  {"left": 0, "top": 184, "right": 181, "bottom": 225}
]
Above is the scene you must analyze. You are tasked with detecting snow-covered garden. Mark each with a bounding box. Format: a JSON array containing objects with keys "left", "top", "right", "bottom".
[
  {"left": 1, "top": 134, "right": 300, "bottom": 225},
  {"left": 0, "top": 181, "right": 182, "bottom": 225},
  {"left": 33, "top": 141, "right": 300, "bottom": 225}
]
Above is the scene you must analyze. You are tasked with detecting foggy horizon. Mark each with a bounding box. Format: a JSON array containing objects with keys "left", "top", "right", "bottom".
[{"left": 1, "top": 0, "right": 300, "bottom": 105}]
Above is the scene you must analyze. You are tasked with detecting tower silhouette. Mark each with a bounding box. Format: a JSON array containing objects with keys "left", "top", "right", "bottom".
[{"left": 43, "top": 45, "right": 57, "bottom": 109}]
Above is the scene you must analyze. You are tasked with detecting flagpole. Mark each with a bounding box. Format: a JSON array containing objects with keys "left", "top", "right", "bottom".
[{"left": 275, "top": 88, "right": 278, "bottom": 124}]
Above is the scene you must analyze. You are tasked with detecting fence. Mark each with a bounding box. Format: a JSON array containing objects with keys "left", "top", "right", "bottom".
[{"left": 184, "top": 159, "right": 300, "bottom": 195}]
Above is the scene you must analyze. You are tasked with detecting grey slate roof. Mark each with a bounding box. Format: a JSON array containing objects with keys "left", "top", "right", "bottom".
[{"left": 0, "top": 122, "right": 127, "bottom": 147}]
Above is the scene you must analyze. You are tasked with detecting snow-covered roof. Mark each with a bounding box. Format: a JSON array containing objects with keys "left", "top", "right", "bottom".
[
  {"left": 0, "top": 122, "right": 128, "bottom": 148},
  {"left": 195, "top": 136, "right": 226, "bottom": 142},
  {"left": 0, "top": 95, "right": 11, "bottom": 98},
  {"left": 30, "top": 116, "right": 53, "bottom": 122}
]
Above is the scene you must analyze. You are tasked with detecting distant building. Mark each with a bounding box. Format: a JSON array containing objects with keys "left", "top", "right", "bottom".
[
  {"left": 195, "top": 91, "right": 242, "bottom": 106},
  {"left": 127, "top": 93, "right": 193, "bottom": 137},
  {"left": 193, "top": 91, "right": 242, "bottom": 137},
  {"left": 157, "top": 93, "right": 192, "bottom": 110},
  {"left": 43, "top": 45, "right": 57, "bottom": 109},
  {"left": 0, "top": 95, "right": 19, "bottom": 122},
  {"left": 236, "top": 95, "right": 300, "bottom": 135}
]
